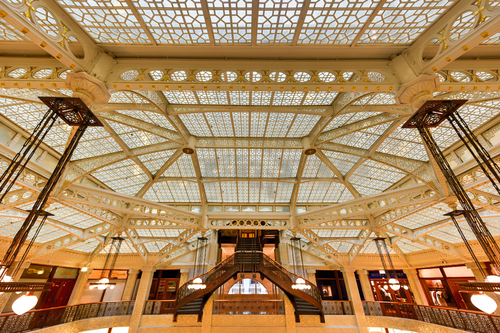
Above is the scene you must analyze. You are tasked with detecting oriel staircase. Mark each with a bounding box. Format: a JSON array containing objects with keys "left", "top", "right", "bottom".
[{"left": 173, "top": 232, "right": 324, "bottom": 323}]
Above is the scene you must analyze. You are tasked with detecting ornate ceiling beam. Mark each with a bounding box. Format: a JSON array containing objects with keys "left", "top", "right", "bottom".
[
  {"left": 196, "top": 137, "right": 303, "bottom": 149},
  {"left": 296, "top": 229, "right": 344, "bottom": 266},
  {"left": 60, "top": 183, "right": 202, "bottom": 227},
  {"left": 315, "top": 150, "right": 360, "bottom": 198},
  {"left": 124, "top": 228, "right": 148, "bottom": 264},
  {"left": 168, "top": 105, "right": 333, "bottom": 116},
  {"left": 154, "top": 228, "right": 200, "bottom": 264},
  {"left": 339, "top": 105, "right": 413, "bottom": 116}
]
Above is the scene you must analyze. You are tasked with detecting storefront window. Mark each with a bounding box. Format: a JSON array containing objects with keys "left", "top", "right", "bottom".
[
  {"left": 368, "top": 270, "right": 414, "bottom": 304},
  {"left": 315, "top": 270, "right": 361, "bottom": 300}
]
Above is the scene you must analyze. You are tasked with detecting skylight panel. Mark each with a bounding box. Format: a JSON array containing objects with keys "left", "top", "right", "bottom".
[
  {"left": 257, "top": 0, "right": 304, "bottom": 43},
  {"left": 260, "top": 181, "right": 278, "bottom": 202},
  {"left": 92, "top": 159, "right": 149, "bottom": 195},
  {"left": 251, "top": 92, "right": 272, "bottom": 105},
  {"left": 167, "top": 181, "right": 192, "bottom": 202},
  {"left": 303, "top": 91, "right": 339, "bottom": 105},
  {"left": 147, "top": 182, "right": 173, "bottom": 202},
  {"left": 205, "top": 112, "right": 234, "bottom": 136},
  {"left": 265, "top": 113, "right": 295, "bottom": 137},
  {"left": 109, "top": 91, "right": 134, "bottom": 103},
  {"left": 272, "top": 92, "right": 305, "bottom": 106},
  {"left": 349, "top": 160, "right": 405, "bottom": 195},
  {"left": 302, "top": 155, "right": 322, "bottom": 178},
  {"left": 339, "top": 188, "right": 354, "bottom": 202},
  {"left": 68, "top": 238, "right": 100, "bottom": 252},
  {"left": 197, "top": 91, "right": 229, "bottom": 105},
  {"left": 73, "top": 127, "right": 122, "bottom": 160},
  {"left": 163, "top": 91, "right": 198, "bottom": 104},
  {"left": 179, "top": 113, "right": 212, "bottom": 136},
  {"left": 262, "top": 149, "right": 282, "bottom": 178},
  {"left": 198, "top": 148, "right": 218, "bottom": 177},
  {"left": 288, "top": 114, "right": 321, "bottom": 137},
  {"left": 307, "top": 181, "right": 334, "bottom": 202},
  {"left": 138, "top": 150, "right": 176, "bottom": 174},
  {"left": 0, "top": 98, "right": 48, "bottom": 130},
  {"left": 322, "top": 151, "right": 360, "bottom": 175},
  {"left": 323, "top": 112, "right": 383, "bottom": 132},
  {"left": 163, "top": 154, "right": 196, "bottom": 177},
  {"left": 249, "top": 181, "right": 260, "bottom": 202},
  {"left": 116, "top": 110, "right": 177, "bottom": 132},
  {"left": 216, "top": 149, "right": 237, "bottom": 177},
  {"left": 332, "top": 122, "right": 392, "bottom": 149},
  {"left": 204, "top": 182, "right": 222, "bottom": 202},
  {"left": 43, "top": 125, "right": 72, "bottom": 154},
  {"left": 297, "top": 182, "right": 314, "bottom": 202},
  {"left": 221, "top": 181, "right": 238, "bottom": 202},
  {"left": 276, "top": 182, "right": 294, "bottom": 202},
  {"left": 135, "top": 0, "right": 209, "bottom": 44},
  {"left": 250, "top": 112, "right": 268, "bottom": 137},
  {"left": 280, "top": 149, "right": 302, "bottom": 177},
  {"left": 237, "top": 181, "right": 249, "bottom": 202},
  {"left": 232, "top": 112, "right": 250, "bottom": 137},
  {"left": 300, "top": 0, "right": 374, "bottom": 44},
  {"left": 108, "top": 122, "right": 167, "bottom": 149},
  {"left": 324, "top": 183, "right": 347, "bottom": 203},
  {"left": 57, "top": 0, "right": 151, "bottom": 43},
  {"left": 229, "top": 92, "right": 250, "bottom": 105},
  {"left": 207, "top": 0, "right": 252, "bottom": 43}
]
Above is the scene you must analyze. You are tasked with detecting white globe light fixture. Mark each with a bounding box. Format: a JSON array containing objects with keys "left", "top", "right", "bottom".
[
  {"left": 12, "top": 293, "right": 38, "bottom": 315},
  {"left": 471, "top": 294, "right": 497, "bottom": 314},
  {"left": 187, "top": 277, "right": 206, "bottom": 290},
  {"left": 292, "top": 278, "right": 311, "bottom": 290},
  {"left": 388, "top": 278, "right": 400, "bottom": 291}
]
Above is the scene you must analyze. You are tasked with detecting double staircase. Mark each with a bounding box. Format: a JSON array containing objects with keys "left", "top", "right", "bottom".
[{"left": 173, "top": 234, "right": 324, "bottom": 322}]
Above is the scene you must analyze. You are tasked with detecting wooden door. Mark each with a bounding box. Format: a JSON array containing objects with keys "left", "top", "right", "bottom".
[{"left": 39, "top": 279, "right": 76, "bottom": 309}]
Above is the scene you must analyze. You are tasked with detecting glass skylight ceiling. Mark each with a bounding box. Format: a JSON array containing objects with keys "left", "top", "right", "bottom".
[{"left": 55, "top": 0, "right": 454, "bottom": 45}]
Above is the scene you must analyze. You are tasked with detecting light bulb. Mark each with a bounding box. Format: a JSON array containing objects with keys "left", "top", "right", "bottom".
[
  {"left": 389, "top": 278, "right": 400, "bottom": 291},
  {"left": 12, "top": 294, "right": 38, "bottom": 315},
  {"left": 99, "top": 278, "right": 109, "bottom": 284},
  {"left": 193, "top": 277, "right": 202, "bottom": 284},
  {"left": 110, "top": 285, "right": 115, "bottom": 290},
  {"left": 2, "top": 275, "right": 12, "bottom": 283},
  {"left": 471, "top": 294, "right": 497, "bottom": 314},
  {"left": 383, "top": 285, "right": 389, "bottom": 290},
  {"left": 97, "top": 284, "right": 107, "bottom": 290},
  {"left": 403, "top": 285, "right": 409, "bottom": 290},
  {"left": 89, "top": 285, "right": 95, "bottom": 290}
]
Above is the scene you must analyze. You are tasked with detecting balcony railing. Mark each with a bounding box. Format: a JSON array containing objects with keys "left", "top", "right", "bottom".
[
  {"left": 143, "top": 300, "right": 176, "bottom": 315},
  {"left": 322, "top": 301, "right": 353, "bottom": 315},
  {"left": 212, "top": 300, "right": 284, "bottom": 315},
  {"left": 363, "top": 301, "right": 500, "bottom": 333},
  {"left": 0, "top": 301, "right": 135, "bottom": 333}
]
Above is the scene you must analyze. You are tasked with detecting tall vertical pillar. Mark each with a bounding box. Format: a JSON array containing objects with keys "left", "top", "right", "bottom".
[
  {"left": 403, "top": 268, "right": 428, "bottom": 305},
  {"left": 67, "top": 268, "right": 93, "bottom": 306},
  {"left": 307, "top": 269, "right": 317, "bottom": 286},
  {"left": 179, "top": 268, "right": 189, "bottom": 286},
  {"left": 129, "top": 267, "right": 155, "bottom": 333},
  {"left": 0, "top": 261, "right": 31, "bottom": 313},
  {"left": 201, "top": 295, "right": 214, "bottom": 333},
  {"left": 122, "top": 269, "right": 140, "bottom": 301},
  {"left": 284, "top": 296, "right": 296, "bottom": 333},
  {"left": 357, "top": 269, "right": 374, "bottom": 301},
  {"left": 343, "top": 268, "right": 368, "bottom": 333}
]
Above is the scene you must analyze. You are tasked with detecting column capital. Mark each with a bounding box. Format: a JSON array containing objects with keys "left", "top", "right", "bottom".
[
  {"left": 356, "top": 269, "right": 369, "bottom": 275},
  {"left": 128, "top": 269, "right": 140, "bottom": 275},
  {"left": 465, "top": 262, "right": 488, "bottom": 270},
  {"left": 341, "top": 267, "right": 356, "bottom": 274},
  {"left": 180, "top": 268, "right": 190, "bottom": 274},
  {"left": 140, "top": 266, "right": 156, "bottom": 273},
  {"left": 395, "top": 75, "right": 441, "bottom": 110},
  {"left": 66, "top": 72, "right": 111, "bottom": 107},
  {"left": 306, "top": 268, "right": 316, "bottom": 274}
]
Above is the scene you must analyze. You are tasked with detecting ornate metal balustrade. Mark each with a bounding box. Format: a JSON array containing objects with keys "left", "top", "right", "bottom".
[
  {"left": 363, "top": 301, "right": 500, "bottom": 333},
  {"left": 0, "top": 301, "right": 134, "bottom": 333},
  {"left": 322, "top": 301, "right": 353, "bottom": 315},
  {"left": 143, "top": 300, "right": 176, "bottom": 315},
  {"left": 212, "top": 300, "right": 284, "bottom": 315}
]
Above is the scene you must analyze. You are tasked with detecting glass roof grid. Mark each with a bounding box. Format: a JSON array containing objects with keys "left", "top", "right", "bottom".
[
  {"left": 108, "top": 122, "right": 167, "bottom": 149},
  {"left": 351, "top": 159, "right": 406, "bottom": 190},
  {"left": 396, "top": 240, "right": 428, "bottom": 253},
  {"left": 338, "top": 187, "right": 354, "bottom": 202},
  {"left": 0, "top": 18, "right": 28, "bottom": 41},
  {"left": 317, "top": 162, "right": 334, "bottom": 178},
  {"left": 138, "top": 150, "right": 176, "bottom": 174},
  {"left": 197, "top": 91, "right": 229, "bottom": 105},
  {"left": 322, "top": 114, "right": 354, "bottom": 132},
  {"left": 41, "top": 125, "right": 72, "bottom": 153},
  {"left": 235, "top": 149, "right": 248, "bottom": 177},
  {"left": 143, "top": 186, "right": 160, "bottom": 201},
  {"left": 232, "top": 112, "right": 250, "bottom": 137},
  {"left": 249, "top": 181, "right": 260, "bottom": 202},
  {"left": 322, "top": 151, "right": 360, "bottom": 175},
  {"left": 248, "top": 149, "right": 262, "bottom": 177},
  {"left": 483, "top": 32, "right": 500, "bottom": 44},
  {"left": 163, "top": 91, "right": 198, "bottom": 104},
  {"left": 251, "top": 91, "right": 272, "bottom": 105},
  {"left": 427, "top": 229, "right": 464, "bottom": 243},
  {"left": 331, "top": 122, "right": 392, "bottom": 149},
  {"left": 205, "top": 112, "right": 234, "bottom": 136},
  {"left": 161, "top": 159, "right": 181, "bottom": 178},
  {"left": 287, "top": 114, "right": 321, "bottom": 137},
  {"left": 57, "top": 0, "right": 151, "bottom": 43},
  {"left": 179, "top": 113, "right": 212, "bottom": 137},
  {"left": 221, "top": 181, "right": 238, "bottom": 202},
  {"left": 299, "top": 0, "right": 376, "bottom": 44},
  {"left": 272, "top": 92, "right": 305, "bottom": 105},
  {"left": 275, "top": 182, "right": 294, "bottom": 202},
  {"left": 363, "top": 93, "right": 396, "bottom": 105},
  {"left": 198, "top": 148, "right": 219, "bottom": 177},
  {"left": 250, "top": 112, "right": 268, "bottom": 137},
  {"left": 297, "top": 182, "right": 314, "bottom": 202},
  {"left": 109, "top": 91, "right": 134, "bottom": 103},
  {"left": 229, "top": 91, "right": 250, "bottom": 105},
  {"left": 302, "top": 91, "right": 339, "bottom": 105},
  {"left": 204, "top": 182, "right": 222, "bottom": 202},
  {"left": 280, "top": 149, "right": 302, "bottom": 178},
  {"left": 67, "top": 238, "right": 100, "bottom": 252},
  {"left": 302, "top": 155, "right": 322, "bottom": 178},
  {"left": 315, "top": 229, "right": 331, "bottom": 237},
  {"left": 152, "top": 181, "right": 175, "bottom": 201},
  {"left": 92, "top": 159, "right": 149, "bottom": 195},
  {"left": 116, "top": 110, "right": 177, "bottom": 132},
  {"left": 265, "top": 113, "right": 295, "bottom": 137},
  {"left": 238, "top": 180, "right": 249, "bottom": 202},
  {"left": 175, "top": 154, "right": 197, "bottom": 177},
  {"left": 135, "top": 0, "right": 209, "bottom": 44},
  {"left": 376, "top": 127, "right": 428, "bottom": 161},
  {"left": 216, "top": 149, "right": 237, "bottom": 177},
  {"left": 336, "top": 242, "right": 353, "bottom": 253},
  {"left": 166, "top": 180, "right": 191, "bottom": 202},
  {"left": 144, "top": 242, "right": 161, "bottom": 252},
  {"left": 207, "top": 0, "right": 252, "bottom": 44},
  {"left": 260, "top": 181, "right": 278, "bottom": 202},
  {"left": 0, "top": 98, "right": 49, "bottom": 130},
  {"left": 307, "top": 181, "right": 335, "bottom": 202},
  {"left": 262, "top": 149, "right": 283, "bottom": 178},
  {"left": 323, "top": 183, "right": 346, "bottom": 202},
  {"left": 257, "top": 0, "right": 304, "bottom": 43},
  {"left": 73, "top": 127, "right": 123, "bottom": 160}
]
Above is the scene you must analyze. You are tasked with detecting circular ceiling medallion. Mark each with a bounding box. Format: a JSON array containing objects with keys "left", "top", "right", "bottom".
[
  {"left": 304, "top": 148, "right": 317, "bottom": 155},
  {"left": 183, "top": 147, "right": 195, "bottom": 154}
]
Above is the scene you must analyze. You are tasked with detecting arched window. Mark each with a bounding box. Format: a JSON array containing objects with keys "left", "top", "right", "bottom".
[{"left": 228, "top": 279, "right": 268, "bottom": 294}]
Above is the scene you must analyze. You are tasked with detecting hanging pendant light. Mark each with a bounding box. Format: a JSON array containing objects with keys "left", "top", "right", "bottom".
[
  {"left": 471, "top": 293, "right": 497, "bottom": 314},
  {"left": 374, "top": 238, "right": 401, "bottom": 292},
  {"left": 388, "top": 278, "right": 401, "bottom": 291},
  {"left": 292, "top": 278, "right": 311, "bottom": 290},
  {"left": 89, "top": 237, "right": 123, "bottom": 291},
  {"left": 188, "top": 236, "right": 208, "bottom": 291},
  {"left": 289, "top": 236, "right": 311, "bottom": 290},
  {"left": 12, "top": 292, "right": 38, "bottom": 315}
]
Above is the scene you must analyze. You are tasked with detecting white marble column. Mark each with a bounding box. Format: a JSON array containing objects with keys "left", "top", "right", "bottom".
[
  {"left": 343, "top": 268, "right": 368, "bottom": 333},
  {"left": 129, "top": 266, "right": 155, "bottom": 333},
  {"left": 67, "top": 268, "right": 93, "bottom": 306},
  {"left": 357, "top": 269, "right": 374, "bottom": 302},
  {"left": 403, "top": 268, "right": 428, "bottom": 305},
  {"left": 122, "top": 269, "right": 140, "bottom": 301},
  {"left": 307, "top": 269, "right": 317, "bottom": 286}
]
